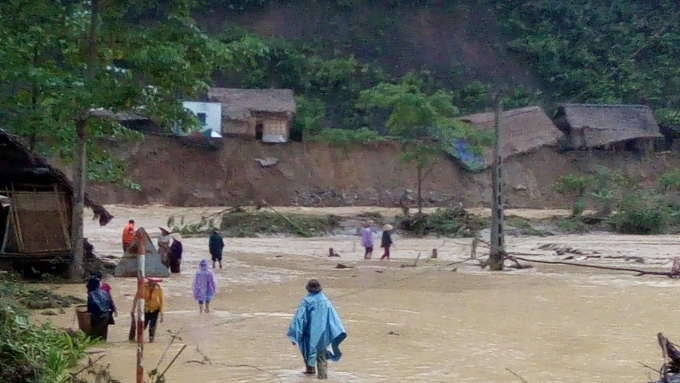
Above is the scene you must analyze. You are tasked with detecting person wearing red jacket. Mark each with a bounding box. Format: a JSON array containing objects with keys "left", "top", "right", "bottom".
[{"left": 122, "top": 219, "right": 135, "bottom": 252}]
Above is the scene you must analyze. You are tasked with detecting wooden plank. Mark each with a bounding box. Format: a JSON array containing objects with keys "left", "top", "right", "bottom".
[
  {"left": 9, "top": 187, "right": 26, "bottom": 252},
  {"left": 54, "top": 185, "right": 72, "bottom": 251},
  {"left": 1, "top": 204, "right": 10, "bottom": 253}
]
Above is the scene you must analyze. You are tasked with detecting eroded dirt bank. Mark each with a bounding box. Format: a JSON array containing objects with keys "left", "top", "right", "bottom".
[
  {"left": 66, "top": 136, "right": 680, "bottom": 208},
  {"left": 34, "top": 205, "right": 680, "bottom": 382}
]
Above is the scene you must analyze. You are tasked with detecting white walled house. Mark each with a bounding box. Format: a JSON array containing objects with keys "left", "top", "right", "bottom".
[{"left": 182, "top": 101, "right": 222, "bottom": 135}]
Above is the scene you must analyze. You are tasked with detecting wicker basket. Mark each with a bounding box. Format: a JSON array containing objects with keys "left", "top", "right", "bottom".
[{"left": 75, "top": 305, "right": 91, "bottom": 335}]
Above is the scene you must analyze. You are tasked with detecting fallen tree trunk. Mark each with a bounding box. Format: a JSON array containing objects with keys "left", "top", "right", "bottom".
[{"left": 507, "top": 255, "right": 679, "bottom": 277}]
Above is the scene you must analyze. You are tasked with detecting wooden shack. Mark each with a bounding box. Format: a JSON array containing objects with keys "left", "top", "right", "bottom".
[
  {"left": 554, "top": 104, "right": 663, "bottom": 152},
  {"left": 207, "top": 88, "right": 297, "bottom": 143},
  {"left": 0, "top": 129, "right": 113, "bottom": 266},
  {"left": 457, "top": 106, "right": 563, "bottom": 166}
]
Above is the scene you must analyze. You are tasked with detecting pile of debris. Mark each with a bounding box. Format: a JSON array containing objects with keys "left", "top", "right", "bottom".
[
  {"left": 398, "top": 205, "right": 486, "bottom": 238},
  {"left": 220, "top": 210, "right": 343, "bottom": 237},
  {"left": 0, "top": 279, "right": 84, "bottom": 310}
]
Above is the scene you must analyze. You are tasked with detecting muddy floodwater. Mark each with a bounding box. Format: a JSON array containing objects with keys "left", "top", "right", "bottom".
[{"left": 37, "top": 205, "right": 680, "bottom": 382}]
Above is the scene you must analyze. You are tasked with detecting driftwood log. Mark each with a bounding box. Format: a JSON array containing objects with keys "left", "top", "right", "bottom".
[
  {"left": 473, "top": 237, "right": 680, "bottom": 277},
  {"left": 508, "top": 255, "right": 680, "bottom": 277}
]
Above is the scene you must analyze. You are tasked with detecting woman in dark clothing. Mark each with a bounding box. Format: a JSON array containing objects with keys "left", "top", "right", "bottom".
[
  {"left": 169, "top": 234, "right": 183, "bottom": 273},
  {"left": 380, "top": 224, "right": 393, "bottom": 260},
  {"left": 87, "top": 278, "right": 116, "bottom": 340}
]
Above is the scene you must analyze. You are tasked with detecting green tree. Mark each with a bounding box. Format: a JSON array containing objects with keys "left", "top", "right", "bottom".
[
  {"left": 358, "top": 73, "right": 485, "bottom": 214},
  {"left": 0, "top": 0, "right": 266, "bottom": 279},
  {"left": 590, "top": 165, "right": 627, "bottom": 216}
]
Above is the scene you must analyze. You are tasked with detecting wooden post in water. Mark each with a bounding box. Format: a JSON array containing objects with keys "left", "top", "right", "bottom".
[
  {"left": 136, "top": 236, "right": 146, "bottom": 383},
  {"left": 488, "top": 101, "right": 505, "bottom": 271}
]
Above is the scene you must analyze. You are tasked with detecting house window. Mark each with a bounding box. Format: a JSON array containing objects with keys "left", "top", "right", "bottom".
[{"left": 197, "top": 112, "right": 207, "bottom": 126}]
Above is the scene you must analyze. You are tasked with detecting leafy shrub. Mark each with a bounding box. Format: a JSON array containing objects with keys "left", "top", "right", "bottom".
[
  {"left": 0, "top": 292, "right": 96, "bottom": 383},
  {"left": 659, "top": 169, "right": 680, "bottom": 192},
  {"left": 308, "top": 127, "right": 387, "bottom": 146},
  {"left": 608, "top": 193, "right": 668, "bottom": 234}
]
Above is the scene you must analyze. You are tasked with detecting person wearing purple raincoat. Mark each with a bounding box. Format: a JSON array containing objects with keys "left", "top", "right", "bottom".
[{"left": 192, "top": 259, "right": 217, "bottom": 313}]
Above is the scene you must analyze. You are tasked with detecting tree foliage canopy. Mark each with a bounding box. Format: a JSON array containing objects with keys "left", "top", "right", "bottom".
[{"left": 0, "top": 0, "right": 267, "bottom": 181}]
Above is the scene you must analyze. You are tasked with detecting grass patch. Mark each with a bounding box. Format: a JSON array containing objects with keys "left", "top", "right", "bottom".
[
  {"left": 307, "top": 127, "right": 389, "bottom": 146},
  {"left": 220, "top": 211, "right": 343, "bottom": 237}
]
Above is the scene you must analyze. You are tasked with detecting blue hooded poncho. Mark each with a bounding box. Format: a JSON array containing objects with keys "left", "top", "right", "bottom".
[{"left": 286, "top": 291, "right": 347, "bottom": 367}]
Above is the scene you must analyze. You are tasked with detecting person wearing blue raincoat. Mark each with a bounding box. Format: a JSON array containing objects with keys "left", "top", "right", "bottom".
[{"left": 287, "top": 279, "right": 347, "bottom": 379}]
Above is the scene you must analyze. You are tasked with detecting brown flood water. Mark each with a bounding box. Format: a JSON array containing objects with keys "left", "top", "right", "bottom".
[{"left": 36, "top": 205, "right": 680, "bottom": 382}]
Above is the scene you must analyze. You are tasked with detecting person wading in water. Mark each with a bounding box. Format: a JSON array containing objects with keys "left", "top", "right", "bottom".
[
  {"left": 209, "top": 230, "right": 225, "bottom": 269},
  {"left": 287, "top": 279, "right": 347, "bottom": 379},
  {"left": 122, "top": 219, "right": 135, "bottom": 252},
  {"left": 130, "top": 277, "right": 164, "bottom": 343}
]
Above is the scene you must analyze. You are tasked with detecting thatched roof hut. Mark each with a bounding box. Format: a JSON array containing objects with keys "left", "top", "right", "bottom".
[
  {"left": 207, "top": 88, "right": 297, "bottom": 143},
  {"left": 554, "top": 104, "right": 662, "bottom": 150},
  {"left": 207, "top": 88, "right": 296, "bottom": 122},
  {"left": 0, "top": 129, "right": 113, "bottom": 225},
  {"left": 0, "top": 129, "right": 113, "bottom": 261},
  {"left": 457, "top": 106, "right": 562, "bottom": 165}
]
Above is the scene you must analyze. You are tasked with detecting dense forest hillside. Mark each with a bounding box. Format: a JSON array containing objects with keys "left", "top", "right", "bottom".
[
  {"left": 195, "top": 0, "right": 680, "bottom": 135},
  {"left": 2, "top": 0, "right": 680, "bottom": 182}
]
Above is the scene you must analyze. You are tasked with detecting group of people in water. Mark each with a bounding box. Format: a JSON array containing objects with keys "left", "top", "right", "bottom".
[
  {"left": 85, "top": 222, "right": 224, "bottom": 342},
  {"left": 84, "top": 218, "right": 354, "bottom": 379},
  {"left": 123, "top": 220, "right": 185, "bottom": 273}
]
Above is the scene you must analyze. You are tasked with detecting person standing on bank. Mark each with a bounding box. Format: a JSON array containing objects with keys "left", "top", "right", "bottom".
[
  {"left": 122, "top": 219, "right": 135, "bottom": 252},
  {"left": 380, "top": 224, "right": 394, "bottom": 260},
  {"left": 130, "top": 277, "right": 164, "bottom": 343},
  {"left": 287, "top": 279, "right": 347, "bottom": 380},
  {"left": 169, "top": 233, "right": 183, "bottom": 273},
  {"left": 87, "top": 277, "right": 116, "bottom": 341},
  {"left": 193, "top": 259, "right": 217, "bottom": 313},
  {"left": 209, "top": 230, "right": 225, "bottom": 269}
]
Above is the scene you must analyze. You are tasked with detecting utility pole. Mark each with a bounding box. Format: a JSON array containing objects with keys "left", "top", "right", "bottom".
[{"left": 488, "top": 101, "right": 505, "bottom": 271}]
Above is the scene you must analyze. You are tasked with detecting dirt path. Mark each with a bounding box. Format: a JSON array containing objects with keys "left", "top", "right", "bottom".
[{"left": 37, "top": 205, "right": 680, "bottom": 382}]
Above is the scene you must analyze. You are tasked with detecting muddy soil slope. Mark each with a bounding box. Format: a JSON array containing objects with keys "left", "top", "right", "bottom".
[{"left": 76, "top": 136, "right": 680, "bottom": 208}]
